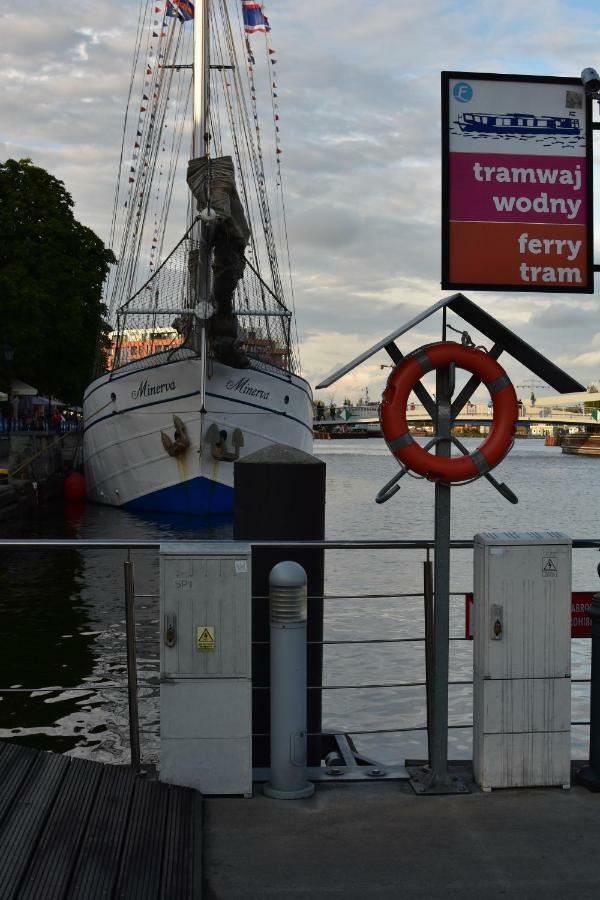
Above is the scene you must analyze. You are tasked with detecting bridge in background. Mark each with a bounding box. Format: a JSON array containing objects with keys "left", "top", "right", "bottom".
[{"left": 314, "top": 400, "right": 599, "bottom": 431}]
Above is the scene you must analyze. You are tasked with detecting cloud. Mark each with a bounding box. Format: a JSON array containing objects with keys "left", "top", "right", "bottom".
[{"left": 3, "top": 0, "right": 600, "bottom": 403}]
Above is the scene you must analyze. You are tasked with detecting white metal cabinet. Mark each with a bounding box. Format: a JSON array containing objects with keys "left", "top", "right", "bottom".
[
  {"left": 159, "top": 542, "right": 252, "bottom": 795},
  {"left": 473, "top": 532, "right": 571, "bottom": 790}
]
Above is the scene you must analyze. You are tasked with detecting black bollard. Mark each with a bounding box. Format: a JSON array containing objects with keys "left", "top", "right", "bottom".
[
  {"left": 233, "top": 444, "right": 325, "bottom": 768},
  {"left": 576, "top": 563, "right": 600, "bottom": 791}
]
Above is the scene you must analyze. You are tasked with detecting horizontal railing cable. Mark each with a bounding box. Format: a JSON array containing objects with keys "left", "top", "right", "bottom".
[{"left": 1, "top": 538, "right": 599, "bottom": 550}]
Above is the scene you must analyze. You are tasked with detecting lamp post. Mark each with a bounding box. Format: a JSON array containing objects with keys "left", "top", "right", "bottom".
[{"left": 2, "top": 344, "right": 13, "bottom": 435}]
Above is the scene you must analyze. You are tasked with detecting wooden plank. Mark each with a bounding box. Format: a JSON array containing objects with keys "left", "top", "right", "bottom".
[
  {"left": 160, "top": 786, "right": 197, "bottom": 900},
  {"left": 67, "top": 765, "right": 137, "bottom": 900},
  {"left": 0, "top": 743, "right": 39, "bottom": 827},
  {"left": 17, "top": 757, "right": 103, "bottom": 900},
  {"left": 113, "top": 779, "right": 169, "bottom": 899},
  {"left": 0, "top": 751, "right": 69, "bottom": 900}
]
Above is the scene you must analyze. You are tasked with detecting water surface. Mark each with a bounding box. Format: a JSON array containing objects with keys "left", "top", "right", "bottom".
[{"left": 0, "top": 438, "right": 597, "bottom": 765}]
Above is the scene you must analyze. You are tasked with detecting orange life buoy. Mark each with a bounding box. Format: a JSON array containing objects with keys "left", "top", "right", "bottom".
[{"left": 380, "top": 342, "right": 518, "bottom": 483}]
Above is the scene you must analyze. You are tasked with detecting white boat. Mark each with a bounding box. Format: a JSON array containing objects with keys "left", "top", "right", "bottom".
[{"left": 83, "top": 0, "right": 312, "bottom": 515}]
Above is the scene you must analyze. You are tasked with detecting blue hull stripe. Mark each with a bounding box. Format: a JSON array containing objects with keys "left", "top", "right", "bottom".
[{"left": 124, "top": 475, "right": 234, "bottom": 516}]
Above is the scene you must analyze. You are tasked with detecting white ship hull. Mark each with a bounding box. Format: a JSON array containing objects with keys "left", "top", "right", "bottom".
[{"left": 83, "top": 350, "right": 313, "bottom": 515}]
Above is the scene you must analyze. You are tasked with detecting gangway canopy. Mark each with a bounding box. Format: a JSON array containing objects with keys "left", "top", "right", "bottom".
[
  {"left": 316, "top": 292, "right": 585, "bottom": 394},
  {"left": 535, "top": 391, "right": 600, "bottom": 407}
]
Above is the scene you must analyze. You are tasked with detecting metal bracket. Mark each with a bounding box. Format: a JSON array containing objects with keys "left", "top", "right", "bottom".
[
  {"left": 450, "top": 436, "right": 518, "bottom": 504},
  {"left": 254, "top": 733, "right": 411, "bottom": 783}
]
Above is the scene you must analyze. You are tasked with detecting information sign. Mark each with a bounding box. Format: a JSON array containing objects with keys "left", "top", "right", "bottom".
[{"left": 442, "top": 72, "right": 593, "bottom": 292}]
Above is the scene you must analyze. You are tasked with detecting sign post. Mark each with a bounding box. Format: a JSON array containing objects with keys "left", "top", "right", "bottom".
[{"left": 442, "top": 72, "right": 593, "bottom": 293}]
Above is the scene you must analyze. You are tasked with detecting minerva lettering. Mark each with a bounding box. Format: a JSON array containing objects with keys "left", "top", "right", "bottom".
[
  {"left": 225, "top": 377, "right": 270, "bottom": 400},
  {"left": 131, "top": 378, "right": 176, "bottom": 400}
]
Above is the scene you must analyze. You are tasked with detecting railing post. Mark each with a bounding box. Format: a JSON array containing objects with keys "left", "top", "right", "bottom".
[
  {"left": 124, "top": 554, "right": 141, "bottom": 772},
  {"left": 423, "top": 555, "right": 435, "bottom": 764},
  {"left": 577, "top": 563, "right": 600, "bottom": 790}
]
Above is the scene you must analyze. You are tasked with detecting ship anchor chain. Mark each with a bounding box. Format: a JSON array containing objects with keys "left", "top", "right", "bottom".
[
  {"left": 205, "top": 422, "right": 244, "bottom": 462},
  {"left": 160, "top": 415, "right": 190, "bottom": 458}
]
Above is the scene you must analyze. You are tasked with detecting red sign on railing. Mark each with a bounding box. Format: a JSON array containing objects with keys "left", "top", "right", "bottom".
[{"left": 465, "top": 591, "right": 593, "bottom": 640}]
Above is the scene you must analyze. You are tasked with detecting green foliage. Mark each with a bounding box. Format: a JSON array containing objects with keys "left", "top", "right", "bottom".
[{"left": 0, "top": 158, "right": 114, "bottom": 404}]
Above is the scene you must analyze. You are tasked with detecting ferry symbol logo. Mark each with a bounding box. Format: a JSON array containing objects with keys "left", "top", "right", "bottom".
[
  {"left": 453, "top": 82, "right": 473, "bottom": 103},
  {"left": 197, "top": 626, "right": 216, "bottom": 651},
  {"left": 542, "top": 557, "right": 558, "bottom": 577}
]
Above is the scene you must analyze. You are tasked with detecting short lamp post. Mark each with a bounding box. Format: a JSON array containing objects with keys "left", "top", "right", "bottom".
[{"left": 2, "top": 344, "right": 13, "bottom": 435}]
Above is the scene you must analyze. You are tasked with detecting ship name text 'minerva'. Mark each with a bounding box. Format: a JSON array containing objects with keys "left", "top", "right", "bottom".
[
  {"left": 131, "top": 378, "right": 176, "bottom": 400},
  {"left": 226, "top": 377, "right": 270, "bottom": 400}
]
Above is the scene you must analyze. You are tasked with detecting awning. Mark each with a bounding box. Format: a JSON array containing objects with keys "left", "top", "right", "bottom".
[{"left": 10, "top": 378, "right": 38, "bottom": 397}]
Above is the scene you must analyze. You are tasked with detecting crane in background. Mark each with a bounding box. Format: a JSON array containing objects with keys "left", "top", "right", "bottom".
[{"left": 516, "top": 379, "right": 547, "bottom": 407}]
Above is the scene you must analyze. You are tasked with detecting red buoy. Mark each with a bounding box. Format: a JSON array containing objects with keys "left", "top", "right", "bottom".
[{"left": 64, "top": 472, "right": 86, "bottom": 501}]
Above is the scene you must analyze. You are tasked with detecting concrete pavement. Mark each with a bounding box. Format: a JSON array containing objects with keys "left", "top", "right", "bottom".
[{"left": 202, "top": 773, "right": 600, "bottom": 898}]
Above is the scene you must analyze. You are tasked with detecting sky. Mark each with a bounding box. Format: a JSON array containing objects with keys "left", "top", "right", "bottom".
[{"left": 2, "top": 0, "right": 600, "bottom": 405}]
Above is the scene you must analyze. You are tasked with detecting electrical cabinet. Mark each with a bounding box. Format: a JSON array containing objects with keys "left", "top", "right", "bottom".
[
  {"left": 473, "top": 532, "right": 571, "bottom": 790},
  {"left": 159, "top": 542, "right": 252, "bottom": 795}
]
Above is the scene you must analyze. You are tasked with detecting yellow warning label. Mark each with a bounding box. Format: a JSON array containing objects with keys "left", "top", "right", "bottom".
[{"left": 197, "top": 626, "right": 216, "bottom": 652}]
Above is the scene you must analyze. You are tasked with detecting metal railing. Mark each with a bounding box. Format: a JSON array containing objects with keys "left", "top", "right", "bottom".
[{"left": 1, "top": 537, "right": 599, "bottom": 771}]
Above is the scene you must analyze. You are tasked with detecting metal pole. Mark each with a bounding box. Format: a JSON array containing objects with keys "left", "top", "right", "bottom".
[
  {"left": 263, "top": 561, "right": 314, "bottom": 799},
  {"left": 409, "top": 363, "right": 467, "bottom": 794},
  {"left": 577, "top": 565, "right": 600, "bottom": 790},
  {"left": 423, "top": 556, "right": 435, "bottom": 765},
  {"left": 430, "top": 364, "right": 451, "bottom": 781},
  {"left": 124, "top": 555, "right": 141, "bottom": 772}
]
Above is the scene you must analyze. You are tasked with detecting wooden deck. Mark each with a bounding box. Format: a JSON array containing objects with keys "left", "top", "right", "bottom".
[{"left": 0, "top": 741, "right": 200, "bottom": 899}]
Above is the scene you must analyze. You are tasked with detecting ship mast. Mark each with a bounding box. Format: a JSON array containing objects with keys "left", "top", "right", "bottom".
[
  {"left": 193, "top": 0, "right": 211, "bottom": 414},
  {"left": 193, "top": 0, "right": 210, "bottom": 159}
]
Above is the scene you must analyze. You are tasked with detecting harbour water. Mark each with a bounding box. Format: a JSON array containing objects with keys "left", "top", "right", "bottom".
[{"left": 0, "top": 438, "right": 597, "bottom": 766}]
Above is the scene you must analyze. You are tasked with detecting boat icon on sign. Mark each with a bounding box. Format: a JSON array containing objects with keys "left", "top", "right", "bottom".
[{"left": 456, "top": 111, "right": 581, "bottom": 137}]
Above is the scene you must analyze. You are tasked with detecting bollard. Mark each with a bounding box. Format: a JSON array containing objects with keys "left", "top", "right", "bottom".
[
  {"left": 234, "top": 444, "right": 325, "bottom": 767},
  {"left": 263, "top": 561, "right": 315, "bottom": 799},
  {"left": 576, "top": 563, "right": 600, "bottom": 791}
]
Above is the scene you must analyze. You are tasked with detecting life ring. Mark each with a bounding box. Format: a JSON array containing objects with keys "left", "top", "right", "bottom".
[{"left": 380, "top": 342, "right": 518, "bottom": 483}]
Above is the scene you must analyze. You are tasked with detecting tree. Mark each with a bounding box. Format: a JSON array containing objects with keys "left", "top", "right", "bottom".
[
  {"left": 0, "top": 158, "right": 114, "bottom": 405},
  {"left": 314, "top": 400, "right": 325, "bottom": 421}
]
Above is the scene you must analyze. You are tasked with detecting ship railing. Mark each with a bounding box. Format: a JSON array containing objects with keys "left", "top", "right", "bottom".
[{"left": 0, "top": 537, "right": 598, "bottom": 772}]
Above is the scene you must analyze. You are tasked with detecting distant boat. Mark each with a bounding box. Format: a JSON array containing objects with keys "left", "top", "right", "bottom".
[{"left": 456, "top": 111, "right": 581, "bottom": 136}]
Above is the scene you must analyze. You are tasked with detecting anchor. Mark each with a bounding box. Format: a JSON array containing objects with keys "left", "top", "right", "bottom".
[
  {"left": 205, "top": 422, "right": 244, "bottom": 462},
  {"left": 160, "top": 415, "right": 190, "bottom": 458}
]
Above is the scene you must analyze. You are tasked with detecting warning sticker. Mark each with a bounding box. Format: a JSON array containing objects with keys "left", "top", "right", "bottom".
[
  {"left": 197, "top": 626, "right": 216, "bottom": 651},
  {"left": 542, "top": 556, "right": 558, "bottom": 577}
]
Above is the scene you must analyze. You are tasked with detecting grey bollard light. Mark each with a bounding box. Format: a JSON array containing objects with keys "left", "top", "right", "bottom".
[{"left": 263, "top": 561, "right": 315, "bottom": 799}]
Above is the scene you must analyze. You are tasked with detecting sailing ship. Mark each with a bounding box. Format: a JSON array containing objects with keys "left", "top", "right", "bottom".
[
  {"left": 456, "top": 111, "right": 581, "bottom": 136},
  {"left": 83, "top": 0, "right": 313, "bottom": 514}
]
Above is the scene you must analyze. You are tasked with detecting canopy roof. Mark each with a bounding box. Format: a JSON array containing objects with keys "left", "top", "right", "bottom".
[
  {"left": 10, "top": 378, "right": 38, "bottom": 397},
  {"left": 316, "top": 293, "right": 585, "bottom": 395}
]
